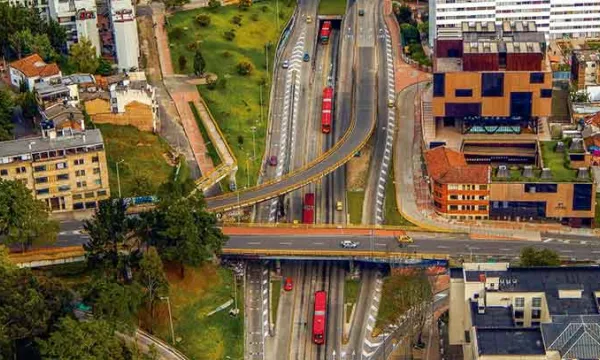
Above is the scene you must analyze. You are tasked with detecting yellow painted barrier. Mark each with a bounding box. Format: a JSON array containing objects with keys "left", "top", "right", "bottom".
[{"left": 222, "top": 248, "right": 450, "bottom": 260}]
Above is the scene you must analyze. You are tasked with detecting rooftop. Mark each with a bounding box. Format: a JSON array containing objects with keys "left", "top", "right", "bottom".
[
  {"left": 0, "top": 129, "right": 103, "bottom": 159},
  {"left": 9, "top": 54, "right": 61, "bottom": 79},
  {"left": 470, "top": 302, "right": 514, "bottom": 328},
  {"left": 541, "top": 315, "right": 600, "bottom": 359},
  {"left": 424, "top": 146, "right": 489, "bottom": 184},
  {"left": 476, "top": 328, "right": 546, "bottom": 356}
]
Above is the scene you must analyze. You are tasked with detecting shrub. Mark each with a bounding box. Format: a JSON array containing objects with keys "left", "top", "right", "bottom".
[
  {"left": 239, "top": 0, "right": 252, "bottom": 10},
  {"left": 250, "top": 13, "right": 259, "bottom": 21},
  {"left": 206, "top": 77, "right": 217, "bottom": 90},
  {"left": 237, "top": 135, "right": 244, "bottom": 146},
  {"left": 236, "top": 61, "right": 253, "bottom": 75},
  {"left": 222, "top": 50, "right": 232, "bottom": 58},
  {"left": 196, "top": 14, "right": 211, "bottom": 27},
  {"left": 261, "top": 5, "right": 268, "bottom": 12},
  {"left": 178, "top": 55, "right": 187, "bottom": 71},
  {"left": 186, "top": 42, "right": 198, "bottom": 51},
  {"left": 208, "top": 0, "right": 221, "bottom": 9},
  {"left": 170, "top": 27, "right": 184, "bottom": 40},
  {"left": 219, "top": 77, "right": 228, "bottom": 89},
  {"left": 258, "top": 76, "right": 267, "bottom": 86},
  {"left": 223, "top": 29, "right": 236, "bottom": 41},
  {"left": 231, "top": 14, "right": 243, "bottom": 26}
]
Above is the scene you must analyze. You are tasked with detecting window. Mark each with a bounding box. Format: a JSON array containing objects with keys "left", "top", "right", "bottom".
[
  {"left": 481, "top": 73, "right": 504, "bottom": 97},
  {"left": 76, "top": 181, "right": 87, "bottom": 188},
  {"left": 433, "top": 73, "right": 445, "bottom": 97},
  {"left": 36, "top": 188, "right": 49, "bottom": 195},
  {"left": 97, "top": 190, "right": 107, "bottom": 197},
  {"left": 479, "top": 185, "right": 487, "bottom": 190},
  {"left": 449, "top": 195, "right": 459, "bottom": 200},
  {"left": 464, "top": 330, "right": 470, "bottom": 343},
  {"left": 532, "top": 309, "right": 541, "bottom": 319},
  {"left": 34, "top": 165, "right": 47, "bottom": 172},
  {"left": 73, "top": 202, "right": 84, "bottom": 210},
  {"left": 478, "top": 205, "right": 487, "bottom": 210},
  {"left": 85, "top": 201, "right": 97, "bottom": 209},
  {"left": 514, "top": 310, "right": 524, "bottom": 319},
  {"left": 530, "top": 72, "right": 545, "bottom": 83},
  {"left": 515, "top": 297, "right": 525, "bottom": 307},
  {"left": 92, "top": 156, "right": 99, "bottom": 163},
  {"left": 93, "top": 168, "right": 101, "bottom": 174},
  {"left": 94, "top": 179, "right": 102, "bottom": 185},
  {"left": 73, "top": 194, "right": 83, "bottom": 200},
  {"left": 532, "top": 321, "right": 540, "bottom": 327},
  {"left": 0, "top": 169, "right": 7, "bottom": 176},
  {"left": 525, "top": 183, "right": 557, "bottom": 193},
  {"left": 58, "top": 185, "right": 70, "bottom": 192},
  {"left": 532, "top": 297, "right": 542, "bottom": 308},
  {"left": 455, "top": 89, "right": 473, "bottom": 97},
  {"left": 35, "top": 176, "right": 48, "bottom": 184},
  {"left": 57, "top": 173, "right": 69, "bottom": 181},
  {"left": 573, "top": 184, "right": 593, "bottom": 211},
  {"left": 449, "top": 205, "right": 459, "bottom": 210},
  {"left": 55, "top": 162, "right": 67, "bottom": 170},
  {"left": 74, "top": 159, "right": 85, "bottom": 166},
  {"left": 16, "top": 167, "right": 26, "bottom": 174},
  {"left": 84, "top": 192, "right": 95, "bottom": 198},
  {"left": 75, "top": 170, "right": 86, "bottom": 177},
  {"left": 515, "top": 321, "right": 524, "bottom": 327},
  {"left": 540, "top": 89, "right": 552, "bottom": 98}
]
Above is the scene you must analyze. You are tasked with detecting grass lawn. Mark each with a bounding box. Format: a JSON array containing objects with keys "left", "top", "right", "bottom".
[
  {"left": 96, "top": 124, "right": 175, "bottom": 197},
  {"left": 318, "top": 0, "right": 346, "bottom": 15},
  {"left": 271, "top": 279, "right": 281, "bottom": 325},
  {"left": 344, "top": 279, "right": 360, "bottom": 322},
  {"left": 154, "top": 264, "right": 244, "bottom": 360},
  {"left": 167, "top": 1, "right": 294, "bottom": 187},
  {"left": 347, "top": 191, "right": 364, "bottom": 224},
  {"left": 540, "top": 141, "right": 580, "bottom": 182},
  {"left": 189, "top": 102, "right": 222, "bottom": 167},
  {"left": 384, "top": 164, "right": 413, "bottom": 226}
]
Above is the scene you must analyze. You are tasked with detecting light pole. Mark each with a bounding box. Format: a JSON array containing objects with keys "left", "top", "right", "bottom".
[
  {"left": 246, "top": 156, "right": 250, "bottom": 188},
  {"left": 116, "top": 159, "right": 125, "bottom": 198},
  {"left": 250, "top": 126, "right": 257, "bottom": 161},
  {"left": 160, "top": 296, "right": 175, "bottom": 344},
  {"left": 237, "top": 191, "right": 241, "bottom": 225}
]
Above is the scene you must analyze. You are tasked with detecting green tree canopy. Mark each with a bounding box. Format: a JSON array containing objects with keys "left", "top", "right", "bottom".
[
  {"left": 83, "top": 278, "right": 143, "bottom": 330},
  {"left": 520, "top": 247, "right": 561, "bottom": 266},
  {"left": 0, "top": 89, "right": 14, "bottom": 141},
  {"left": 138, "top": 246, "right": 168, "bottom": 332},
  {"left": 193, "top": 48, "right": 206, "bottom": 76},
  {"left": 0, "top": 179, "right": 59, "bottom": 252},
  {"left": 38, "top": 317, "right": 127, "bottom": 360},
  {"left": 69, "top": 37, "right": 99, "bottom": 74}
]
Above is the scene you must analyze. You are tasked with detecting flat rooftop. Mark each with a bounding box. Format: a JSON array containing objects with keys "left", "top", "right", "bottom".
[
  {"left": 0, "top": 129, "right": 103, "bottom": 159},
  {"left": 476, "top": 328, "right": 546, "bottom": 356}
]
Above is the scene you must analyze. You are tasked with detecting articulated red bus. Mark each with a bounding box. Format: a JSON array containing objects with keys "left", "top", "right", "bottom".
[
  {"left": 321, "top": 87, "right": 333, "bottom": 134},
  {"left": 320, "top": 21, "right": 331, "bottom": 44},
  {"left": 302, "top": 193, "right": 315, "bottom": 224},
  {"left": 313, "top": 290, "right": 327, "bottom": 345}
]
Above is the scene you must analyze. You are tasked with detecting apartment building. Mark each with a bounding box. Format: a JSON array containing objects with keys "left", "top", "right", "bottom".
[
  {"left": 449, "top": 263, "right": 600, "bottom": 360},
  {"left": 0, "top": 126, "right": 110, "bottom": 212},
  {"left": 109, "top": 0, "right": 139, "bottom": 71},
  {"left": 433, "top": 21, "right": 552, "bottom": 136},
  {"left": 48, "top": 0, "right": 101, "bottom": 55},
  {"left": 429, "top": 0, "right": 600, "bottom": 46}
]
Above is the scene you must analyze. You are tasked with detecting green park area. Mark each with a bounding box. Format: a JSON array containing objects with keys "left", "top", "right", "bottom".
[
  {"left": 384, "top": 168, "right": 413, "bottom": 226},
  {"left": 154, "top": 265, "right": 244, "bottom": 360},
  {"left": 96, "top": 124, "right": 176, "bottom": 197},
  {"left": 168, "top": 0, "right": 294, "bottom": 187},
  {"left": 318, "top": 0, "right": 346, "bottom": 15},
  {"left": 347, "top": 191, "right": 364, "bottom": 224}
]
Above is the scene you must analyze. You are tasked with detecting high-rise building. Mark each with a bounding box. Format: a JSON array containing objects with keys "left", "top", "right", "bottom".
[{"left": 429, "top": 0, "right": 600, "bottom": 46}]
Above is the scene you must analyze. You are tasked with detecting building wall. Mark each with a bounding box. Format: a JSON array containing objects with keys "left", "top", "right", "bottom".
[
  {"left": 433, "top": 181, "right": 490, "bottom": 219},
  {"left": 86, "top": 99, "right": 155, "bottom": 132},
  {"left": 490, "top": 182, "right": 596, "bottom": 219},
  {"left": 449, "top": 277, "right": 467, "bottom": 345},
  {"left": 432, "top": 71, "right": 552, "bottom": 118},
  {"left": 0, "top": 147, "right": 110, "bottom": 212}
]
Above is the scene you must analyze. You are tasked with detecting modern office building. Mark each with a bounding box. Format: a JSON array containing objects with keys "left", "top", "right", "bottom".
[
  {"left": 0, "top": 126, "right": 110, "bottom": 212},
  {"left": 433, "top": 21, "right": 552, "bottom": 136},
  {"left": 429, "top": 0, "right": 600, "bottom": 46},
  {"left": 449, "top": 263, "right": 600, "bottom": 360}
]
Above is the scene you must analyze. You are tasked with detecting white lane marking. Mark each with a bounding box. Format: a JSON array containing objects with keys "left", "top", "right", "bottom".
[
  {"left": 560, "top": 250, "right": 574, "bottom": 253},
  {"left": 248, "top": 241, "right": 261, "bottom": 245},
  {"left": 313, "top": 242, "right": 324, "bottom": 245},
  {"left": 279, "top": 242, "right": 292, "bottom": 245},
  {"left": 436, "top": 245, "right": 449, "bottom": 249}
]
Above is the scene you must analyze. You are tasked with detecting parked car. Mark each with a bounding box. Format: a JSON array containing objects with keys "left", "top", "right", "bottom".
[
  {"left": 282, "top": 60, "right": 289, "bottom": 69},
  {"left": 284, "top": 277, "right": 293, "bottom": 291},
  {"left": 336, "top": 201, "right": 343, "bottom": 211},
  {"left": 303, "top": 53, "right": 310, "bottom": 62},
  {"left": 358, "top": 9, "right": 365, "bottom": 16},
  {"left": 340, "top": 240, "right": 359, "bottom": 248},
  {"left": 269, "top": 155, "right": 278, "bottom": 166},
  {"left": 306, "top": 15, "right": 312, "bottom": 23}
]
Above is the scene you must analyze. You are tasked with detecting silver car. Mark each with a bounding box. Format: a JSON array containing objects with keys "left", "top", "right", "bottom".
[
  {"left": 282, "top": 60, "right": 289, "bottom": 69},
  {"left": 340, "top": 240, "right": 359, "bottom": 248}
]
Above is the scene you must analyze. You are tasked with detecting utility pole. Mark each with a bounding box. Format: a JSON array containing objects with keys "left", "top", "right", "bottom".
[
  {"left": 116, "top": 159, "right": 125, "bottom": 198},
  {"left": 251, "top": 126, "right": 257, "bottom": 161},
  {"left": 160, "top": 296, "right": 175, "bottom": 344},
  {"left": 259, "top": 84, "right": 263, "bottom": 125}
]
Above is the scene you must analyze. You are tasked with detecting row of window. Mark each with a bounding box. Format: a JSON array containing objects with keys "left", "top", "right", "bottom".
[
  {"left": 33, "top": 157, "right": 99, "bottom": 172},
  {"left": 72, "top": 190, "right": 108, "bottom": 200},
  {"left": 34, "top": 168, "right": 101, "bottom": 184},
  {"left": 35, "top": 179, "right": 103, "bottom": 195},
  {"left": 434, "top": 73, "right": 549, "bottom": 98},
  {"left": 449, "top": 194, "right": 487, "bottom": 200},
  {"left": 447, "top": 184, "right": 488, "bottom": 190},
  {"left": 448, "top": 205, "right": 488, "bottom": 211}
]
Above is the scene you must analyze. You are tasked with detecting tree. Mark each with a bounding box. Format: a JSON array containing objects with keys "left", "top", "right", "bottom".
[
  {"left": 9, "top": 29, "right": 34, "bottom": 59},
  {"left": 417, "top": 21, "right": 429, "bottom": 37},
  {"left": 0, "top": 179, "right": 58, "bottom": 252},
  {"left": 570, "top": 86, "right": 591, "bottom": 103},
  {"left": 223, "top": 29, "right": 236, "bottom": 41},
  {"left": 138, "top": 247, "right": 168, "bottom": 332},
  {"left": 43, "top": 19, "right": 67, "bottom": 54},
  {"left": 84, "top": 278, "right": 143, "bottom": 329},
  {"left": 394, "top": 4, "right": 413, "bottom": 24},
  {"left": 400, "top": 23, "right": 419, "bottom": 44},
  {"left": 69, "top": 37, "right": 99, "bottom": 74},
  {"left": 236, "top": 60, "right": 253, "bottom": 75},
  {"left": 39, "top": 317, "right": 127, "bottom": 360},
  {"left": 208, "top": 0, "right": 221, "bottom": 10},
  {"left": 83, "top": 198, "right": 139, "bottom": 274},
  {"left": 178, "top": 55, "right": 187, "bottom": 71},
  {"left": 163, "top": 0, "right": 191, "bottom": 9},
  {"left": 30, "top": 33, "right": 56, "bottom": 61},
  {"left": 18, "top": 91, "right": 38, "bottom": 121},
  {"left": 231, "top": 14, "right": 243, "bottom": 25},
  {"left": 193, "top": 48, "right": 206, "bottom": 76},
  {"left": 239, "top": 0, "right": 252, "bottom": 9},
  {"left": 0, "top": 89, "right": 14, "bottom": 141},
  {"left": 196, "top": 13, "right": 211, "bottom": 27},
  {"left": 96, "top": 57, "right": 114, "bottom": 76},
  {"left": 520, "top": 247, "right": 561, "bottom": 266}
]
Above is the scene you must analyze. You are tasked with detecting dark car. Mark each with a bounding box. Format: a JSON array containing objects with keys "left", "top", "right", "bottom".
[
  {"left": 358, "top": 9, "right": 365, "bottom": 16},
  {"left": 303, "top": 53, "right": 310, "bottom": 62},
  {"left": 269, "top": 155, "right": 278, "bottom": 166}
]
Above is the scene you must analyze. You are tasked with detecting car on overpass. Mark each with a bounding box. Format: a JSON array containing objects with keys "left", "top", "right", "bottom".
[
  {"left": 397, "top": 235, "right": 413, "bottom": 245},
  {"left": 340, "top": 240, "right": 359, "bottom": 248}
]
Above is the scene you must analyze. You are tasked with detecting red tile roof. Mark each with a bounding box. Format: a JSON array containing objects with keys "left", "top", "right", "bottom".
[
  {"left": 585, "top": 112, "right": 600, "bottom": 127},
  {"left": 425, "top": 146, "right": 489, "bottom": 184},
  {"left": 9, "top": 54, "right": 61, "bottom": 78}
]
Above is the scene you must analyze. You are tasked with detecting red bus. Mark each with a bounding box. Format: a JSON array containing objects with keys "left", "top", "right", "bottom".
[
  {"left": 321, "top": 87, "right": 333, "bottom": 133},
  {"left": 302, "top": 193, "right": 315, "bottom": 224},
  {"left": 313, "top": 291, "right": 327, "bottom": 344},
  {"left": 320, "top": 21, "right": 331, "bottom": 44}
]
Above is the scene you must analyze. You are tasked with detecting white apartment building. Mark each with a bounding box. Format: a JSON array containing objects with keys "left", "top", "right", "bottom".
[
  {"left": 48, "top": 0, "right": 101, "bottom": 55},
  {"left": 429, "top": 0, "right": 600, "bottom": 45},
  {"left": 109, "top": 0, "right": 139, "bottom": 71}
]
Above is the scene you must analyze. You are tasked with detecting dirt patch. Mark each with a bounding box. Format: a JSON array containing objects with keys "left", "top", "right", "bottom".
[
  {"left": 346, "top": 140, "right": 373, "bottom": 190},
  {"left": 138, "top": 15, "right": 162, "bottom": 84}
]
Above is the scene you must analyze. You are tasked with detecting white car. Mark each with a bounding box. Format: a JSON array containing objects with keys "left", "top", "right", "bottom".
[
  {"left": 282, "top": 60, "right": 289, "bottom": 69},
  {"left": 340, "top": 240, "right": 359, "bottom": 249}
]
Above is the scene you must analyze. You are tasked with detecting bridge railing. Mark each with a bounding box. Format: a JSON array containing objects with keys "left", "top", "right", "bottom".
[{"left": 222, "top": 248, "right": 450, "bottom": 260}]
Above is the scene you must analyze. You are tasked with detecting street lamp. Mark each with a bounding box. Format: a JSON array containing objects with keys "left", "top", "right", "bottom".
[
  {"left": 160, "top": 296, "right": 175, "bottom": 344},
  {"left": 116, "top": 159, "right": 125, "bottom": 198},
  {"left": 250, "top": 126, "right": 257, "bottom": 161}
]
